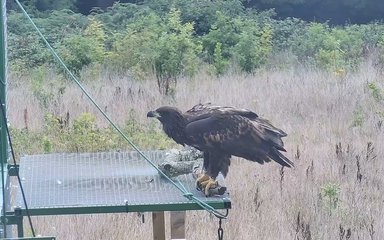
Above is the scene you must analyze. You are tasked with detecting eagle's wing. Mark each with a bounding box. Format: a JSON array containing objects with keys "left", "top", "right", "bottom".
[
  {"left": 185, "top": 112, "right": 293, "bottom": 168},
  {"left": 185, "top": 103, "right": 258, "bottom": 121}
]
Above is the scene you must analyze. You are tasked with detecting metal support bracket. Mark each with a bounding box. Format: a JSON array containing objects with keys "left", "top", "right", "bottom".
[
  {"left": 2, "top": 208, "right": 24, "bottom": 237},
  {"left": 7, "top": 164, "right": 19, "bottom": 176}
]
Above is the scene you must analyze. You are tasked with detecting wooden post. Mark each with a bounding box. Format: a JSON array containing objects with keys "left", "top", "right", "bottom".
[
  {"left": 152, "top": 212, "right": 165, "bottom": 240},
  {"left": 170, "top": 211, "right": 186, "bottom": 240}
]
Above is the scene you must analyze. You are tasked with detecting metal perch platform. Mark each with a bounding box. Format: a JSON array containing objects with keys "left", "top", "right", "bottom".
[{"left": 15, "top": 151, "right": 231, "bottom": 216}]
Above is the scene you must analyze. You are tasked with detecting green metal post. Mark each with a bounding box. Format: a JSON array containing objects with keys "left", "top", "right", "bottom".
[
  {"left": 0, "top": 0, "right": 7, "bottom": 238},
  {"left": 0, "top": 0, "right": 6, "bottom": 164}
]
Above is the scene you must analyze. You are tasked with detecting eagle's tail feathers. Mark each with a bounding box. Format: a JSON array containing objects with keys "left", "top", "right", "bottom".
[{"left": 268, "top": 149, "right": 294, "bottom": 168}]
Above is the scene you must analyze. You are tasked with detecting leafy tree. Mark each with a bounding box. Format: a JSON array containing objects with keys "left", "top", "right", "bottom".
[
  {"left": 143, "top": 0, "right": 245, "bottom": 35},
  {"left": 271, "top": 17, "right": 308, "bottom": 51},
  {"left": 91, "top": 3, "right": 149, "bottom": 32},
  {"left": 233, "top": 21, "right": 273, "bottom": 72},
  {"left": 108, "top": 12, "right": 163, "bottom": 78},
  {"left": 153, "top": 9, "right": 202, "bottom": 94},
  {"left": 7, "top": 9, "right": 87, "bottom": 71},
  {"left": 202, "top": 11, "right": 273, "bottom": 73},
  {"left": 291, "top": 23, "right": 364, "bottom": 70},
  {"left": 202, "top": 11, "right": 241, "bottom": 62},
  {"left": 10, "top": 0, "right": 77, "bottom": 12},
  {"left": 110, "top": 8, "right": 202, "bottom": 95},
  {"left": 58, "top": 17, "right": 107, "bottom": 73},
  {"left": 212, "top": 42, "right": 229, "bottom": 75}
]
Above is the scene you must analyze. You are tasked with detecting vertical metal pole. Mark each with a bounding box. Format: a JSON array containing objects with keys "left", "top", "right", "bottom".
[
  {"left": 14, "top": 207, "right": 24, "bottom": 237},
  {"left": 0, "top": 0, "right": 7, "bottom": 163},
  {"left": 0, "top": 0, "right": 8, "bottom": 238}
]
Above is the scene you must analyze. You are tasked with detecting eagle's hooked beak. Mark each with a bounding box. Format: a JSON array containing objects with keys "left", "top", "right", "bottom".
[{"left": 147, "top": 110, "right": 160, "bottom": 118}]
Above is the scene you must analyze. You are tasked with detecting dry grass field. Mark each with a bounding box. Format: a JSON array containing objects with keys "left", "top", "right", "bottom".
[{"left": 7, "top": 61, "right": 384, "bottom": 239}]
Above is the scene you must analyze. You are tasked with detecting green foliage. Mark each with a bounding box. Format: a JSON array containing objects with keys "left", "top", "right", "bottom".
[
  {"left": 321, "top": 182, "right": 341, "bottom": 213},
  {"left": 377, "top": 34, "right": 384, "bottom": 67},
  {"left": 143, "top": 0, "right": 245, "bottom": 35},
  {"left": 108, "top": 12, "right": 161, "bottom": 77},
  {"left": 30, "top": 67, "right": 67, "bottom": 111},
  {"left": 153, "top": 9, "right": 202, "bottom": 94},
  {"left": 233, "top": 22, "right": 273, "bottom": 72},
  {"left": 202, "top": 11, "right": 241, "bottom": 61},
  {"left": 291, "top": 23, "right": 364, "bottom": 71},
  {"left": 121, "top": 110, "right": 175, "bottom": 150},
  {"left": 272, "top": 17, "right": 308, "bottom": 51},
  {"left": 212, "top": 42, "right": 229, "bottom": 75},
  {"left": 70, "top": 112, "right": 106, "bottom": 152},
  {"left": 59, "top": 17, "right": 107, "bottom": 73},
  {"left": 110, "top": 8, "right": 202, "bottom": 95},
  {"left": 42, "top": 136, "right": 53, "bottom": 153},
  {"left": 367, "top": 82, "right": 383, "bottom": 102},
  {"left": 8, "top": 10, "right": 87, "bottom": 72},
  {"left": 14, "top": 0, "right": 77, "bottom": 12},
  {"left": 202, "top": 11, "right": 273, "bottom": 73},
  {"left": 8, "top": 0, "right": 384, "bottom": 79},
  {"left": 92, "top": 3, "right": 149, "bottom": 33},
  {"left": 7, "top": 12, "right": 49, "bottom": 72},
  {"left": 351, "top": 106, "right": 364, "bottom": 127},
  {"left": 31, "top": 67, "right": 55, "bottom": 108},
  {"left": 9, "top": 128, "right": 43, "bottom": 159},
  {"left": 11, "top": 111, "right": 175, "bottom": 156}
]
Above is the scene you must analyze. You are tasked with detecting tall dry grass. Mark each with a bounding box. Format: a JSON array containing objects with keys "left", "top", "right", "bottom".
[{"left": 7, "top": 61, "right": 384, "bottom": 239}]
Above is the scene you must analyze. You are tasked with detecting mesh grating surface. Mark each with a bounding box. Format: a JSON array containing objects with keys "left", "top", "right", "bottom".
[{"left": 16, "top": 151, "right": 230, "bottom": 215}]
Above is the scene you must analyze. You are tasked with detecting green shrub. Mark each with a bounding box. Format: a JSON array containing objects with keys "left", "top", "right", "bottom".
[
  {"left": 233, "top": 22, "right": 272, "bottom": 72},
  {"left": 10, "top": 111, "right": 175, "bottom": 155},
  {"left": 202, "top": 11, "right": 241, "bottom": 62},
  {"left": 31, "top": 67, "right": 55, "bottom": 108},
  {"left": 351, "top": 106, "right": 364, "bottom": 127},
  {"left": 109, "top": 8, "right": 202, "bottom": 95},
  {"left": 212, "top": 42, "right": 229, "bottom": 75},
  {"left": 367, "top": 82, "right": 383, "bottom": 102},
  {"left": 143, "top": 0, "right": 245, "bottom": 36},
  {"left": 321, "top": 182, "right": 341, "bottom": 214},
  {"left": 291, "top": 23, "right": 364, "bottom": 71},
  {"left": 272, "top": 17, "right": 308, "bottom": 51},
  {"left": 8, "top": 10, "right": 87, "bottom": 72},
  {"left": 203, "top": 12, "right": 273, "bottom": 73},
  {"left": 59, "top": 18, "right": 107, "bottom": 73}
]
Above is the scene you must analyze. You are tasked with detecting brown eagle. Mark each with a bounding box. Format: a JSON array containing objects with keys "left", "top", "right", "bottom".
[{"left": 147, "top": 103, "right": 293, "bottom": 195}]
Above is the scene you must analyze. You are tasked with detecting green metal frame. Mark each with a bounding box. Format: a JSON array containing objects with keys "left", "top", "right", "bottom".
[
  {"left": 0, "top": 0, "right": 7, "bottom": 164},
  {"left": 0, "top": 0, "right": 9, "bottom": 238},
  {"left": 3, "top": 197, "right": 230, "bottom": 238},
  {"left": 8, "top": 200, "right": 231, "bottom": 216}
]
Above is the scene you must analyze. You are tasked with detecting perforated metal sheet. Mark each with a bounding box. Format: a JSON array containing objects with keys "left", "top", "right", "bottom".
[{"left": 16, "top": 151, "right": 230, "bottom": 216}]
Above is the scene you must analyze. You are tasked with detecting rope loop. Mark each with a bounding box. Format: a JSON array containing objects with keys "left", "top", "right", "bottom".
[{"left": 183, "top": 192, "right": 194, "bottom": 200}]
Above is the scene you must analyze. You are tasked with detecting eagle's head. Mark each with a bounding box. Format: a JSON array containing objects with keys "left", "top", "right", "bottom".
[
  {"left": 147, "top": 106, "right": 187, "bottom": 145},
  {"left": 147, "top": 106, "right": 184, "bottom": 124}
]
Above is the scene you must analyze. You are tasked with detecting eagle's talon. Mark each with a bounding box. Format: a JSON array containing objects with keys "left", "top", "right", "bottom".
[
  {"left": 202, "top": 177, "right": 218, "bottom": 196},
  {"left": 195, "top": 173, "right": 210, "bottom": 190}
]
